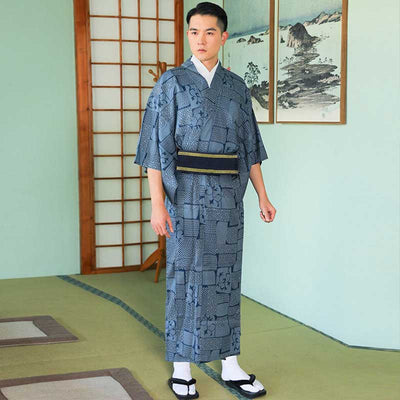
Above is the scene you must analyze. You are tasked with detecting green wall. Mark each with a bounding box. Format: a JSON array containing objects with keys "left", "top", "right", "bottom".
[
  {"left": 184, "top": 0, "right": 399, "bottom": 350},
  {"left": 0, "top": 0, "right": 80, "bottom": 278}
]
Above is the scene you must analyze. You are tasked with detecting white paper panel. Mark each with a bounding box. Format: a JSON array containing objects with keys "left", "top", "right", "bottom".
[
  {"left": 159, "top": 20, "right": 175, "bottom": 42},
  {"left": 121, "top": 18, "right": 138, "bottom": 40},
  {"left": 143, "top": 221, "right": 158, "bottom": 242},
  {"left": 122, "top": 65, "right": 139, "bottom": 86},
  {"left": 159, "top": 0, "right": 174, "bottom": 19},
  {"left": 141, "top": 88, "right": 152, "bottom": 109},
  {"left": 94, "top": 134, "right": 121, "bottom": 155},
  {"left": 92, "top": 65, "right": 120, "bottom": 86},
  {"left": 159, "top": 43, "right": 175, "bottom": 64},
  {"left": 123, "top": 88, "right": 139, "bottom": 109},
  {"left": 124, "top": 179, "right": 140, "bottom": 199},
  {"left": 125, "top": 224, "right": 140, "bottom": 243},
  {"left": 141, "top": 66, "right": 157, "bottom": 86},
  {"left": 141, "top": 43, "right": 157, "bottom": 63},
  {"left": 123, "top": 134, "right": 139, "bottom": 155},
  {"left": 142, "top": 179, "right": 151, "bottom": 197},
  {"left": 121, "top": 0, "right": 138, "bottom": 17},
  {"left": 140, "top": 0, "right": 156, "bottom": 18},
  {"left": 90, "top": 0, "right": 119, "bottom": 16},
  {"left": 122, "top": 42, "right": 139, "bottom": 63},
  {"left": 124, "top": 201, "right": 140, "bottom": 221},
  {"left": 143, "top": 243, "right": 158, "bottom": 261},
  {"left": 90, "top": 17, "right": 120, "bottom": 40},
  {"left": 96, "top": 224, "right": 122, "bottom": 245},
  {"left": 92, "top": 88, "right": 121, "bottom": 110},
  {"left": 142, "top": 199, "right": 152, "bottom": 219},
  {"left": 96, "top": 246, "right": 122, "bottom": 268},
  {"left": 94, "top": 157, "right": 121, "bottom": 178},
  {"left": 140, "top": 19, "right": 157, "bottom": 41},
  {"left": 123, "top": 111, "right": 140, "bottom": 131},
  {"left": 91, "top": 41, "right": 120, "bottom": 63},
  {"left": 93, "top": 111, "right": 121, "bottom": 132},
  {"left": 95, "top": 179, "right": 122, "bottom": 200},
  {"left": 95, "top": 202, "right": 122, "bottom": 223},
  {"left": 124, "top": 245, "right": 141, "bottom": 265},
  {"left": 124, "top": 156, "right": 140, "bottom": 177}
]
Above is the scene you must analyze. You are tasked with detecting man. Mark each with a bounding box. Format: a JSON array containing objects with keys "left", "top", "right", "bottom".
[{"left": 134, "top": 2, "right": 276, "bottom": 399}]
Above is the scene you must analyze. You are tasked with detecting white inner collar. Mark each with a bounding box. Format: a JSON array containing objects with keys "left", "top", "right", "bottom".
[{"left": 191, "top": 54, "right": 220, "bottom": 87}]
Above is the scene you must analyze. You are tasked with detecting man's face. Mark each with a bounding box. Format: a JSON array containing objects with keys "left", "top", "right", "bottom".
[{"left": 186, "top": 14, "right": 229, "bottom": 62}]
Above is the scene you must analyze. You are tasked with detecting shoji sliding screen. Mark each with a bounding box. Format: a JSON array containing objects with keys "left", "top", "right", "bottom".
[{"left": 74, "top": 0, "right": 183, "bottom": 274}]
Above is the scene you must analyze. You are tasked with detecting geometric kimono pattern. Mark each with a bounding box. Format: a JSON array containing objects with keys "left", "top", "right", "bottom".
[{"left": 134, "top": 56, "right": 268, "bottom": 363}]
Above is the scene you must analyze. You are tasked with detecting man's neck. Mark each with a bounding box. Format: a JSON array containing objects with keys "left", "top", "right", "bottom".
[
  {"left": 193, "top": 54, "right": 219, "bottom": 72},
  {"left": 203, "top": 58, "right": 218, "bottom": 72}
]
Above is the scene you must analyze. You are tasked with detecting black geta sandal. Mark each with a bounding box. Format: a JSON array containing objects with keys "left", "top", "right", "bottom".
[
  {"left": 167, "top": 377, "right": 199, "bottom": 399},
  {"left": 223, "top": 373, "right": 267, "bottom": 398}
]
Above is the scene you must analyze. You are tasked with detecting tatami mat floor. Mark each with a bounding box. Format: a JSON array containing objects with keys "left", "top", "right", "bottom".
[{"left": 0, "top": 269, "right": 398, "bottom": 399}]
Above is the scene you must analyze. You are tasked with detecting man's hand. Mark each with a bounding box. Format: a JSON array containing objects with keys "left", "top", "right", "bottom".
[
  {"left": 151, "top": 203, "right": 174, "bottom": 238},
  {"left": 259, "top": 197, "right": 276, "bottom": 223},
  {"left": 249, "top": 163, "right": 276, "bottom": 223},
  {"left": 147, "top": 168, "right": 174, "bottom": 238}
]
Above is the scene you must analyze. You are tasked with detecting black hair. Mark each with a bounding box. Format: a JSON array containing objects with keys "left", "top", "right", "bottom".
[{"left": 186, "top": 2, "right": 228, "bottom": 33}]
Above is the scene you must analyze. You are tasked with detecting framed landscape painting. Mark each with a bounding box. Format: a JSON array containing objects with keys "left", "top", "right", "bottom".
[
  {"left": 276, "top": 0, "right": 348, "bottom": 123},
  {"left": 222, "top": 0, "right": 275, "bottom": 123}
]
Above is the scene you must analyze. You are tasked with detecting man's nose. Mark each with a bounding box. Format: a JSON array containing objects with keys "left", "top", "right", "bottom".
[{"left": 197, "top": 33, "right": 206, "bottom": 43}]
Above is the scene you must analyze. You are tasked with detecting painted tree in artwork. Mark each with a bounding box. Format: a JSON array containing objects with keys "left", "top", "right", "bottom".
[{"left": 244, "top": 61, "right": 260, "bottom": 87}]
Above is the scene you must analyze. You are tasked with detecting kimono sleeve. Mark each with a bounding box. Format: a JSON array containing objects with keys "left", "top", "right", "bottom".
[
  {"left": 134, "top": 79, "right": 165, "bottom": 174},
  {"left": 134, "top": 74, "right": 178, "bottom": 204},
  {"left": 242, "top": 86, "right": 269, "bottom": 170}
]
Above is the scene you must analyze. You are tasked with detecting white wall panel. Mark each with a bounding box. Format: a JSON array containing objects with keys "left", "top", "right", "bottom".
[
  {"left": 90, "top": 17, "right": 119, "bottom": 39},
  {"left": 159, "top": 0, "right": 175, "bottom": 19},
  {"left": 121, "top": 18, "right": 139, "bottom": 40},
  {"left": 92, "top": 65, "right": 120, "bottom": 86},
  {"left": 91, "top": 41, "right": 120, "bottom": 63},
  {"left": 95, "top": 180, "right": 122, "bottom": 200},
  {"left": 94, "top": 134, "right": 121, "bottom": 155},
  {"left": 90, "top": 0, "right": 119, "bottom": 16},
  {"left": 121, "top": 0, "right": 138, "bottom": 17}
]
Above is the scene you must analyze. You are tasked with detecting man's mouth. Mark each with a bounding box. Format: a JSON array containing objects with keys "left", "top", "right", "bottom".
[{"left": 198, "top": 49, "right": 206, "bottom": 52}]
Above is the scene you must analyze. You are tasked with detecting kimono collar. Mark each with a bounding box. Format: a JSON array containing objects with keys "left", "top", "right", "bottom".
[
  {"left": 181, "top": 55, "right": 225, "bottom": 91},
  {"left": 190, "top": 54, "right": 220, "bottom": 87}
]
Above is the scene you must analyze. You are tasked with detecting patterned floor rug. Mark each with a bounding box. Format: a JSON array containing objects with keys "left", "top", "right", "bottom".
[
  {"left": 0, "top": 368, "right": 153, "bottom": 400},
  {"left": 0, "top": 316, "right": 78, "bottom": 347}
]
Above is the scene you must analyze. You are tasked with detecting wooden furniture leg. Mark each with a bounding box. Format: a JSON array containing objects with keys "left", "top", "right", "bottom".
[{"left": 139, "top": 235, "right": 166, "bottom": 283}]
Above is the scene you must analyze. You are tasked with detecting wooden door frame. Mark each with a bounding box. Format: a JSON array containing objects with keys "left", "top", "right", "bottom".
[{"left": 73, "top": 0, "right": 184, "bottom": 274}]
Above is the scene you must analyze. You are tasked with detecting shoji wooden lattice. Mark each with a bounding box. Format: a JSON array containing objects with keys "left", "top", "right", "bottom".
[{"left": 74, "top": 0, "right": 183, "bottom": 274}]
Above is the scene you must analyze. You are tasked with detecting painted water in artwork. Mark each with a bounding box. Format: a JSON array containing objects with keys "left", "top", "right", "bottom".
[
  {"left": 222, "top": 0, "right": 271, "bottom": 122},
  {"left": 277, "top": 0, "right": 344, "bottom": 122}
]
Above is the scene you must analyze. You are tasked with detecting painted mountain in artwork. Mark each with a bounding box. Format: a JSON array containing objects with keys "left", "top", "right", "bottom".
[{"left": 277, "top": 9, "right": 343, "bottom": 118}]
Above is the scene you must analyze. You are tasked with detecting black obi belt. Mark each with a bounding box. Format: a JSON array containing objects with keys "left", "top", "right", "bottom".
[{"left": 176, "top": 150, "right": 239, "bottom": 175}]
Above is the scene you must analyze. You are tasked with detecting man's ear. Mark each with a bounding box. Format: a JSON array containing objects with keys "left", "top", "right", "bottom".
[{"left": 222, "top": 31, "right": 229, "bottom": 44}]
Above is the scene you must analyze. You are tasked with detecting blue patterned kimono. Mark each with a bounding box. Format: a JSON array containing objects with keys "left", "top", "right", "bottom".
[{"left": 134, "top": 56, "right": 268, "bottom": 364}]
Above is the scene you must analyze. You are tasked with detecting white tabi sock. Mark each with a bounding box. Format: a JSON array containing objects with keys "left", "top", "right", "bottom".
[
  {"left": 172, "top": 361, "right": 196, "bottom": 396},
  {"left": 221, "top": 355, "right": 265, "bottom": 393}
]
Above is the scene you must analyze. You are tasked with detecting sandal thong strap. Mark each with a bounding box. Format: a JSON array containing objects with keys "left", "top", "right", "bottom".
[
  {"left": 170, "top": 377, "right": 197, "bottom": 386},
  {"left": 229, "top": 373, "right": 256, "bottom": 386}
]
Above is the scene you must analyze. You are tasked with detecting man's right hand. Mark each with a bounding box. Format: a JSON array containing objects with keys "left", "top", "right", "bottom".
[{"left": 150, "top": 203, "right": 174, "bottom": 238}]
